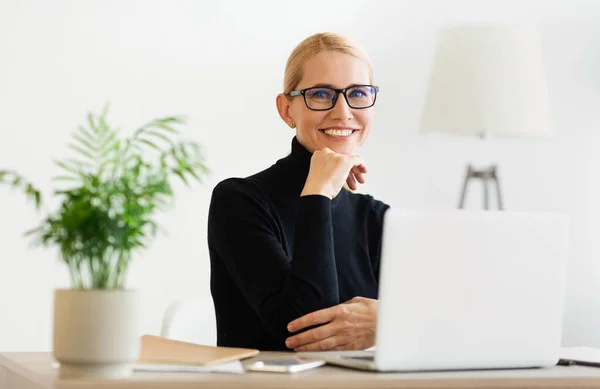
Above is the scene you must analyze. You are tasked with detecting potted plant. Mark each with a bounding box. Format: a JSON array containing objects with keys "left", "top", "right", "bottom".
[{"left": 0, "top": 104, "right": 208, "bottom": 379}]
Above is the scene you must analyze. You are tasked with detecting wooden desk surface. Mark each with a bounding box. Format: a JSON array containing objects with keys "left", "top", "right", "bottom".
[{"left": 3, "top": 352, "right": 600, "bottom": 389}]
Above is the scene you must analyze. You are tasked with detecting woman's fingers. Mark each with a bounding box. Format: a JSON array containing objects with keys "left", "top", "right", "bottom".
[
  {"left": 346, "top": 172, "right": 358, "bottom": 190},
  {"left": 352, "top": 166, "right": 366, "bottom": 184},
  {"left": 348, "top": 157, "right": 368, "bottom": 187},
  {"left": 348, "top": 156, "right": 368, "bottom": 173},
  {"left": 286, "top": 321, "right": 344, "bottom": 349},
  {"left": 292, "top": 335, "right": 344, "bottom": 352},
  {"left": 346, "top": 165, "right": 366, "bottom": 190}
]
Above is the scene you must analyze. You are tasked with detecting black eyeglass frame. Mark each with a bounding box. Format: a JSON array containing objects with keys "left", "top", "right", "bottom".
[{"left": 286, "top": 84, "right": 380, "bottom": 111}]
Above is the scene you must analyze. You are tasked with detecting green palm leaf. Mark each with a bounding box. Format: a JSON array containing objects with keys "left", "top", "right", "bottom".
[
  {"left": 76, "top": 125, "right": 96, "bottom": 143},
  {"left": 68, "top": 143, "right": 97, "bottom": 162},
  {"left": 0, "top": 170, "right": 42, "bottom": 209}
]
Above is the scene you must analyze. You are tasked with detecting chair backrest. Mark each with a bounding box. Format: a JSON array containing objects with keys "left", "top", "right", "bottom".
[{"left": 160, "top": 297, "right": 217, "bottom": 346}]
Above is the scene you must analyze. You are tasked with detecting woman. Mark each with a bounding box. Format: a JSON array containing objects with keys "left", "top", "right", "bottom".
[{"left": 207, "top": 32, "right": 389, "bottom": 352}]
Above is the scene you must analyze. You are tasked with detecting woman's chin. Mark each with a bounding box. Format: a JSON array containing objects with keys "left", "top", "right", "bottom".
[{"left": 317, "top": 131, "right": 362, "bottom": 155}]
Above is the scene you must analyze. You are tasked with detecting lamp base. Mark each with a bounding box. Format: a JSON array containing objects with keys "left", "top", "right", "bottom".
[{"left": 458, "top": 164, "right": 503, "bottom": 210}]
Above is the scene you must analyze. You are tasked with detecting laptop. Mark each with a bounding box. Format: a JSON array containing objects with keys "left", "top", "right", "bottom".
[{"left": 299, "top": 209, "right": 570, "bottom": 372}]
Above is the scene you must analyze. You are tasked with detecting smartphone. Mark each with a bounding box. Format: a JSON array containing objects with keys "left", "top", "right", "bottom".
[{"left": 245, "top": 358, "right": 326, "bottom": 373}]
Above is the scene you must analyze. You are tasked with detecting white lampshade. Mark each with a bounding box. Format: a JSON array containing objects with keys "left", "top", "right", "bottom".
[{"left": 420, "top": 25, "right": 553, "bottom": 139}]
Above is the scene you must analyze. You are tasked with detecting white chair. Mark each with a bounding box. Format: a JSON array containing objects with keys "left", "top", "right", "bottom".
[{"left": 160, "top": 297, "right": 217, "bottom": 346}]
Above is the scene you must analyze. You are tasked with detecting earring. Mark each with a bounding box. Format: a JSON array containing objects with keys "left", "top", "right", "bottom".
[{"left": 290, "top": 121, "right": 296, "bottom": 128}]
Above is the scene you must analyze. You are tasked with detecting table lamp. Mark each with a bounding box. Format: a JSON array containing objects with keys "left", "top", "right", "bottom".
[{"left": 419, "top": 25, "right": 553, "bottom": 210}]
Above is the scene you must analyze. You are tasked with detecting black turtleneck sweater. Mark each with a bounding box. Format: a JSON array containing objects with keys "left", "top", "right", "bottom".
[{"left": 207, "top": 137, "right": 390, "bottom": 351}]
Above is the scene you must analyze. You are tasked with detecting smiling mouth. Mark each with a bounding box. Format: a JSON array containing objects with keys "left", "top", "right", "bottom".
[{"left": 319, "top": 129, "right": 358, "bottom": 137}]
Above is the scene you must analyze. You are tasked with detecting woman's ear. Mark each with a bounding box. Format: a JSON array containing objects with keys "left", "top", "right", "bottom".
[{"left": 276, "top": 93, "right": 296, "bottom": 129}]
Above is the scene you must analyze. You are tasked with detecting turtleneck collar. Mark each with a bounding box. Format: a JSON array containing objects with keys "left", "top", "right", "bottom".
[
  {"left": 277, "top": 137, "right": 311, "bottom": 193},
  {"left": 288, "top": 136, "right": 312, "bottom": 173}
]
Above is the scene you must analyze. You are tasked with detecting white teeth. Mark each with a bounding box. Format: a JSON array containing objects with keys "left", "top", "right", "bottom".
[{"left": 322, "top": 129, "right": 354, "bottom": 137}]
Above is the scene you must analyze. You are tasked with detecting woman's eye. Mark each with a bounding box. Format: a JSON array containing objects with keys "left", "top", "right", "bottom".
[
  {"left": 350, "top": 90, "right": 367, "bottom": 98},
  {"left": 309, "top": 89, "right": 333, "bottom": 99}
]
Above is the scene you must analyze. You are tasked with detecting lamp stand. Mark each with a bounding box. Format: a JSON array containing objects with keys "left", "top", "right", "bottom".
[{"left": 458, "top": 164, "right": 504, "bottom": 210}]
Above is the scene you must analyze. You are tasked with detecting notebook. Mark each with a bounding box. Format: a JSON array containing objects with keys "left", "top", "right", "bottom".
[
  {"left": 137, "top": 334, "right": 259, "bottom": 367},
  {"left": 133, "top": 360, "right": 245, "bottom": 374}
]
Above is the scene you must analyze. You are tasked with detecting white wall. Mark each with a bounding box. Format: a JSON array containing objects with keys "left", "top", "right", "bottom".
[{"left": 1, "top": 0, "right": 599, "bottom": 351}]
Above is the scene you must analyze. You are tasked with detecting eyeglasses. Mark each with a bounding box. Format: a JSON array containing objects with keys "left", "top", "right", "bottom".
[{"left": 287, "top": 85, "right": 379, "bottom": 111}]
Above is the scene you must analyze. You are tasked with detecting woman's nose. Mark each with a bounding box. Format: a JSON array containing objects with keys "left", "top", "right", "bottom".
[{"left": 330, "top": 94, "right": 353, "bottom": 120}]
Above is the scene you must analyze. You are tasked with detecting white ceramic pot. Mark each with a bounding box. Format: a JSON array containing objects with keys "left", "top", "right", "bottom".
[{"left": 53, "top": 289, "right": 141, "bottom": 379}]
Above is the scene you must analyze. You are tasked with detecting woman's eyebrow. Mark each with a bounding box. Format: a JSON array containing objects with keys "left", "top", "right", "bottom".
[
  {"left": 311, "top": 83, "right": 336, "bottom": 88},
  {"left": 310, "top": 83, "right": 362, "bottom": 89}
]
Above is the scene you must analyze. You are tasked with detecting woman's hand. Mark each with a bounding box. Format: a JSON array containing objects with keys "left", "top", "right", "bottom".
[
  {"left": 301, "top": 148, "right": 368, "bottom": 199},
  {"left": 285, "top": 297, "right": 378, "bottom": 352}
]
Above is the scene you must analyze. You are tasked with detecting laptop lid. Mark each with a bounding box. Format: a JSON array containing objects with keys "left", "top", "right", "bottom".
[{"left": 375, "top": 209, "right": 569, "bottom": 371}]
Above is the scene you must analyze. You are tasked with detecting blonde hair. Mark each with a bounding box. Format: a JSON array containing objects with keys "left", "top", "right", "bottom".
[{"left": 283, "top": 32, "right": 374, "bottom": 94}]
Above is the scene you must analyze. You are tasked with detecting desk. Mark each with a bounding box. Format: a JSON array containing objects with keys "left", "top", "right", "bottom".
[{"left": 2, "top": 352, "right": 600, "bottom": 389}]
